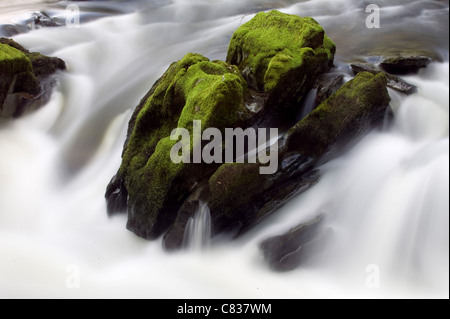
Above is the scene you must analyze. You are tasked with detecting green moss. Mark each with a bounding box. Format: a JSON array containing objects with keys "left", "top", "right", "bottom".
[
  {"left": 0, "top": 43, "right": 33, "bottom": 75},
  {"left": 119, "top": 53, "right": 208, "bottom": 178},
  {"left": 119, "top": 52, "right": 252, "bottom": 238},
  {"left": 176, "top": 61, "right": 248, "bottom": 130},
  {"left": 264, "top": 48, "right": 309, "bottom": 92},
  {"left": 1, "top": 38, "right": 65, "bottom": 100},
  {"left": 208, "top": 163, "right": 264, "bottom": 218},
  {"left": 140, "top": 137, "right": 185, "bottom": 205},
  {"left": 226, "top": 10, "right": 335, "bottom": 100},
  {"left": 285, "top": 71, "right": 390, "bottom": 158},
  {"left": 120, "top": 53, "right": 250, "bottom": 179},
  {"left": 323, "top": 35, "right": 336, "bottom": 64}
]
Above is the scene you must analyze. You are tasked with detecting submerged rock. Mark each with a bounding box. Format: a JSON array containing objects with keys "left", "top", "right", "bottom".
[
  {"left": 0, "top": 38, "right": 65, "bottom": 119},
  {"left": 313, "top": 72, "right": 344, "bottom": 108},
  {"left": 28, "top": 12, "right": 63, "bottom": 29},
  {"left": 260, "top": 216, "right": 324, "bottom": 272},
  {"left": 351, "top": 63, "right": 417, "bottom": 95},
  {"left": 380, "top": 56, "right": 432, "bottom": 75}
]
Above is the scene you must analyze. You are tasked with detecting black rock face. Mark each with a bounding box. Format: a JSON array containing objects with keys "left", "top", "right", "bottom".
[
  {"left": 380, "top": 56, "right": 432, "bottom": 75},
  {"left": 260, "top": 216, "right": 325, "bottom": 272}
]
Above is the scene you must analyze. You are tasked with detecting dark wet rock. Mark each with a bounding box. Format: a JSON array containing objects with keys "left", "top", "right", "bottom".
[
  {"left": 260, "top": 215, "right": 324, "bottom": 271},
  {"left": 0, "top": 37, "right": 66, "bottom": 119},
  {"left": 380, "top": 56, "right": 432, "bottom": 75},
  {"left": 313, "top": 72, "right": 344, "bottom": 107},
  {"left": 0, "top": 24, "right": 29, "bottom": 37},
  {"left": 105, "top": 174, "right": 128, "bottom": 215},
  {"left": 28, "top": 12, "right": 63, "bottom": 29},
  {"left": 351, "top": 63, "right": 417, "bottom": 95},
  {"left": 163, "top": 183, "right": 210, "bottom": 251}
]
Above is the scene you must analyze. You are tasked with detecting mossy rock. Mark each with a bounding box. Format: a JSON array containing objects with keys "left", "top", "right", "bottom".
[
  {"left": 0, "top": 42, "right": 39, "bottom": 96},
  {"left": 284, "top": 71, "right": 390, "bottom": 158},
  {"left": 351, "top": 63, "right": 417, "bottom": 95},
  {"left": 106, "top": 11, "right": 391, "bottom": 249},
  {"left": 226, "top": 10, "right": 335, "bottom": 110},
  {"left": 208, "top": 163, "right": 267, "bottom": 233},
  {"left": 0, "top": 38, "right": 65, "bottom": 119},
  {"left": 0, "top": 43, "right": 33, "bottom": 75},
  {"left": 111, "top": 53, "right": 252, "bottom": 239},
  {"left": 204, "top": 72, "right": 390, "bottom": 238}
]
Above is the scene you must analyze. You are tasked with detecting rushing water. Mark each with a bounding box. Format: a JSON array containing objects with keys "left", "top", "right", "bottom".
[
  {"left": 184, "top": 201, "right": 211, "bottom": 251},
  {"left": 0, "top": 0, "right": 448, "bottom": 298}
]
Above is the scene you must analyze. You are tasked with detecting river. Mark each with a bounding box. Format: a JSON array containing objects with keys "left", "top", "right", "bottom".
[{"left": 0, "top": 0, "right": 448, "bottom": 298}]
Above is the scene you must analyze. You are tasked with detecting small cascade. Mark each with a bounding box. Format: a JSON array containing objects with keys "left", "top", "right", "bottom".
[
  {"left": 297, "top": 88, "right": 318, "bottom": 121},
  {"left": 183, "top": 201, "right": 212, "bottom": 251}
]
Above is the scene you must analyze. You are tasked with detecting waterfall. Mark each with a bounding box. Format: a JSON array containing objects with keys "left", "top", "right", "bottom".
[{"left": 183, "top": 201, "right": 212, "bottom": 251}]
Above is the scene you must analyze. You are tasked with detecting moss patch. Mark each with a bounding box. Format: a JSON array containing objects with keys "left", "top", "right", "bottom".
[
  {"left": 120, "top": 53, "right": 251, "bottom": 238},
  {"left": 1, "top": 38, "right": 66, "bottom": 118},
  {"left": 0, "top": 42, "right": 40, "bottom": 98},
  {"left": 285, "top": 71, "right": 391, "bottom": 158},
  {"left": 0, "top": 43, "right": 33, "bottom": 75},
  {"left": 209, "top": 163, "right": 263, "bottom": 214},
  {"left": 0, "top": 38, "right": 66, "bottom": 80},
  {"left": 226, "top": 10, "right": 335, "bottom": 108},
  {"left": 119, "top": 53, "right": 209, "bottom": 178}
]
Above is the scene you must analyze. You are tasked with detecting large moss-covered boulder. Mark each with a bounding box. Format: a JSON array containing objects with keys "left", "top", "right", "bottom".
[
  {"left": 107, "top": 11, "right": 391, "bottom": 251},
  {"left": 108, "top": 11, "right": 337, "bottom": 244},
  {"left": 226, "top": 10, "right": 335, "bottom": 111},
  {"left": 0, "top": 38, "right": 65, "bottom": 119},
  {"left": 107, "top": 53, "right": 251, "bottom": 239}
]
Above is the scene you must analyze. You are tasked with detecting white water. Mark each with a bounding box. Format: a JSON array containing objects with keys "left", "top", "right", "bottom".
[
  {"left": 184, "top": 201, "right": 211, "bottom": 251},
  {"left": 0, "top": 0, "right": 448, "bottom": 298}
]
